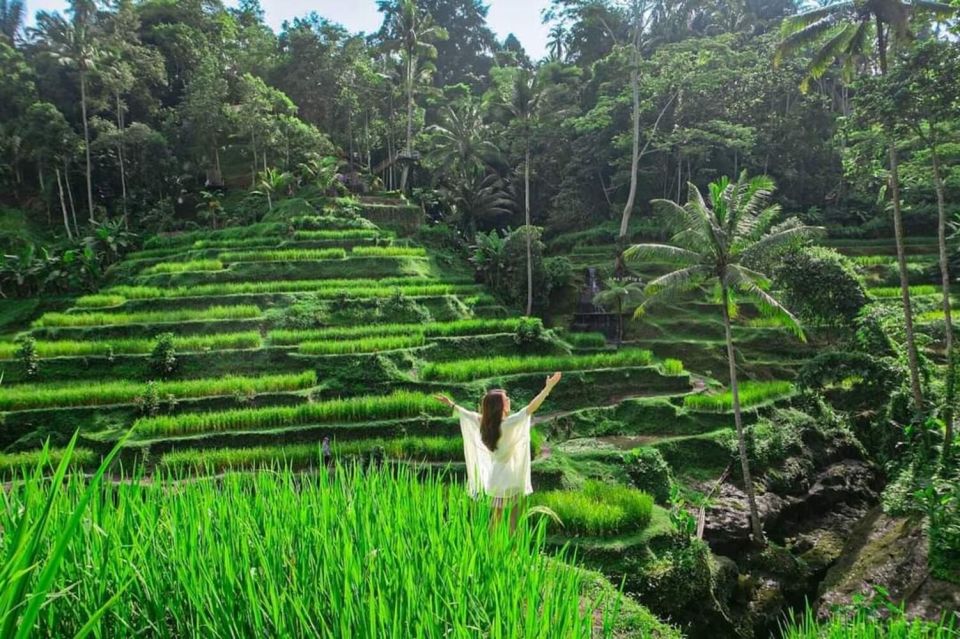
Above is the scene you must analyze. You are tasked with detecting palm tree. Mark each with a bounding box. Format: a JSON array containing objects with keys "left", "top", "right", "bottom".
[
  {"left": 32, "top": 1, "right": 100, "bottom": 223},
  {"left": 775, "top": 0, "right": 957, "bottom": 409},
  {"left": 444, "top": 168, "right": 514, "bottom": 235},
  {"left": 625, "top": 172, "right": 822, "bottom": 545},
  {"left": 427, "top": 101, "right": 499, "bottom": 184},
  {"left": 380, "top": 0, "right": 447, "bottom": 193},
  {"left": 548, "top": 23, "right": 566, "bottom": 61},
  {"left": 0, "top": 0, "right": 24, "bottom": 44},
  {"left": 491, "top": 67, "right": 546, "bottom": 317},
  {"left": 593, "top": 278, "right": 645, "bottom": 346}
]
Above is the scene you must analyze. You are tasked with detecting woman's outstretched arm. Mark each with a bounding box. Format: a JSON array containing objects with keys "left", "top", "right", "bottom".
[
  {"left": 524, "top": 372, "right": 562, "bottom": 416},
  {"left": 434, "top": 394, "right": 466, "bottom": 414}
]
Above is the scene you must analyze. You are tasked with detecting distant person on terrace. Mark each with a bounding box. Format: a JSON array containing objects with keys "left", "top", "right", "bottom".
[{"left": 435, "top": 372, "right": 562, "bottom": 531}]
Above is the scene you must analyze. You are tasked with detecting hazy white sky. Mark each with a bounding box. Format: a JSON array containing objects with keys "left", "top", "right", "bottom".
[{"left": 23, "top": 0, "right": 552, "bottom": 58}]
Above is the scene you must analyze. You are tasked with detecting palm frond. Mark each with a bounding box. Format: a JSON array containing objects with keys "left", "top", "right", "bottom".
[
  {"left": 775, "top": 12, "right": 850, "bottom": 67},
  {"left": 728, "top": 265, "right": 805, "bottom": 341},
  {"left": 740, "top": 222, "right": 824, "bottom": 263},
  {"left": 908, "top": 1, "right": 958, "bottom": 20},
  {"left": 643, "top": 265, "right": 710, "bottom": 300},
  {"left": 778, "top": 3, "right": 853, "bottom": 38},
  {"left": 623, "top": 243, "right": 701, "bottom": 266}
]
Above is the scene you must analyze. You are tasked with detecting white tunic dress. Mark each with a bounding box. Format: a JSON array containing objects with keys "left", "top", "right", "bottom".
[{"left": 455, "top": 405, "right": 533, "bottom": 499}]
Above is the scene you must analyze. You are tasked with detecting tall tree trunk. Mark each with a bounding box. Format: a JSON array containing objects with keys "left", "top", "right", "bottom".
[
  {"left": 64, "top": 159, "right": 80, "bottom": 236},
  {"left": 525, "top": 145, "right": 533, "bottom": 317},
  {"left": 116, "top": 93, "right": 129, "bottom": 229},
  {"left": 619, "top": 44, "right": 641, "bottom": 240},
  {"left": 933, "top": 147, "right": 954, "bottom": 460},
  {"left": 80, "top": 69, "right": 95, "bottom": 223},
  {"left": 400, "top": 55, "right": 414, "bottom": 193},
  {"left": 722, "top": 286, "right": 765, "bottom": 545},
  {"left": 55, "top": 167, "right": 73, "bottom": 240},
  {"left": 877, "top": 23, "right": 923, "bottom": 408}
]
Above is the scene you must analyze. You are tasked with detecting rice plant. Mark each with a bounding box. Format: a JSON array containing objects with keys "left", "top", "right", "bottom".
[
  {"left": 73, "top": 294, "right": 127, "bottom": 309},
  {"left": 159, "top": 436, "right": 464, "bottom": 473},
  {"left": 683, "top": 380, "right": 795, "bottom": 412},
  {"left": 142, "top": 259, "right": 224, "bottom": 275},
  {"left": 420, "top": 350, "right": 654, "bottom": 382},
  {"left": 143, "top": 223, "right": 289, "bottom": 249},
  {"left": 33, "top": 305, "right": 262, "bottom": 328},
  {"left": 661, "top": 359, "right": 685, "bottom": 375},
  {"left": 0, "top": 371, "right": 316, "bottom": 411},
  {"left": 530, "top": 480, "right": 654, "bottom": 535},
  {"left": 781, "top": 605, "right": 957, "bottom": 638},
  {"left": 0, "top": 332, "right": 262, "bottom": 360},
  {"left": 103, "top": 280, "right": 475, "bottom": 302},
  {"left": 133, "top": 390, "right": 449, "bottom": 439},
  {"left": 0, "top": 446, "right": 98, "bottom": 478},
  {"left": 351, "top": 246, "right": 427, "bottom": 257},
  {"left": 564, "top": 332, "right": 608, "bottom": 349},
  {"left": 269, "top": 319, "right": 522, "bottom": 346},
  {"left": 218, "top": 248, "right": 346, "bottom": 263},
  {"left": 299, "top": 335, "right": 426, "bottom": 355},
  {"left": 868, "top": 285, "right": 938, "bottom": 299},
  {"left": 2, "top": 463, "right": 608, "bottom": 637},
  {"left": 293, "top": 229, "right": 387, "bottom": 240}
]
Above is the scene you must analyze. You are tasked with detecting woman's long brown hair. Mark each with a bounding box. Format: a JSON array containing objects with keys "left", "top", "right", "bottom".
[{"left": 480, "top": 390, "right": 506, "bottom": 452}]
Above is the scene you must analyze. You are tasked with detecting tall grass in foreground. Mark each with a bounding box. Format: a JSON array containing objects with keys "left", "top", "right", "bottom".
[
  {"left": 269, "top": 318, "right": 523, "bottom": 345},
  {"left": 781, "top": 606, "right": 958, "bottom": 638},
  {"left": 684, "top": 380, "right": 794, "bottom": 412},
  {"left": 420, "top": 350, "right": 654, "bottom": 382},
  {"left": 3, "top": 464, "right": 608, "bottom": 637},
  {"left": 218, "top": 248, "right": 346, "bottom": 262},
  {"left": 33, "top": 305, "right": 262, "bottom": 328},
  {"left": 299, "top": 335, "right": 426, "bottom": 355},
  {"left": 133, "top": 390, "right": 449, "bottom": 439},
  {"left": 0, "top": 332, "right": 261, "bottom": 360},
  {"left": 0, "top": 371, "right": 316, "bottom": 411},
  {"left": 531, "top": 481, "right": 653, "bottom": 536}
]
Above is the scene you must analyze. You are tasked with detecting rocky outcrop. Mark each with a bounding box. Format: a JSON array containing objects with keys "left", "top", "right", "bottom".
[{"left": 817, "top": 507, "right": 960, "bottom": 622}]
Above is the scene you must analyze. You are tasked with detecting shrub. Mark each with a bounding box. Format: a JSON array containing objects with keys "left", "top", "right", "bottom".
[
  {"left": 683, "top": 381, "right": 795, "bottom": 412},
  {"left": 350, "top": 245, "right": 426, "bottom": 258},
  {"left": 151, "top": 333, "right": 177, "bottom": 377},
  {"left": 218, "top": 248, "right": 347, "bottom": 263},
  {"left": 513, "top": 317, "right": 546, "bottom": 347},
  {"left": 531, "top": 480, "right": 654, "bottom": 535},
  {"left": 773, "top": 246, "right": 868, "bottom": 327},
  {"left": 298, "top": 335, "right": 425, "bottom": 355},
  {"left": 381, "top": 290, "right": 431, "bottom": 324},
  {"left": 15, "top": 335, "right": 39, "bottom": 378},
  {"left": 420, "top": 350, "right": 654, "bottom": 382},
  {"left": 625, "top": 448, "right": 673, "bottom": 503},
  {"left": 132, "top": 391, "right": 449, "bottom": 439}
]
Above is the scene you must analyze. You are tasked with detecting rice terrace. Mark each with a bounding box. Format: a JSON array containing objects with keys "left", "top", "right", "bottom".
[{"left": 0, "top": 0, "right": 958, "bottom": 637}]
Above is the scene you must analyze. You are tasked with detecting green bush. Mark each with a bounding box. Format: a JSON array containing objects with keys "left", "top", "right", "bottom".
[
  {"left": 513, "top": 317, "right": 546, "bottom": 347},
  {"left": 531, "top": 480, "right": 653, "bottom": 535},
  {"left": 773, "top": 246, "right": 868, "bottom": 327},
  {"left": 16, "top": 335, "right": 39, "bottom": 378},
  {"left": 151, "top": 333, "right": 177, "bottom": 377},
  {"left": 625, "top": 448, "right": 673, "bottom": 503}
]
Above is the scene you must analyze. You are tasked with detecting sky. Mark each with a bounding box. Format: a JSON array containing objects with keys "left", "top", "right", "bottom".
[{"left": 22, "top": 0, "right": 552, "bottom": 58}]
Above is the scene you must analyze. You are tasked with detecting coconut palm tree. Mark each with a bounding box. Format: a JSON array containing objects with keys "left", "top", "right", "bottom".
[
  {"left": 380, "top": 0, "right": 447, "bottom": 193},
  {"left": 0, "top": 0, "right": 24, "bottom": 44},
  {"left": 490, "top": 67, "right": 546, "bottom": 317},
  {"left": 593, "top": 278, "right": 645, "bottom": 346},
  {"left": 427, "top": 101, "right": 499, "bottom": 184},
  {"left": 31, "top": 2, "right": 100, "bottom": 223},
  {"left": 775, "top": 0, "right": 957, "bottom": 409},
  {"left": 625, "top": 172, "right": 822, "bottom": 545}
]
